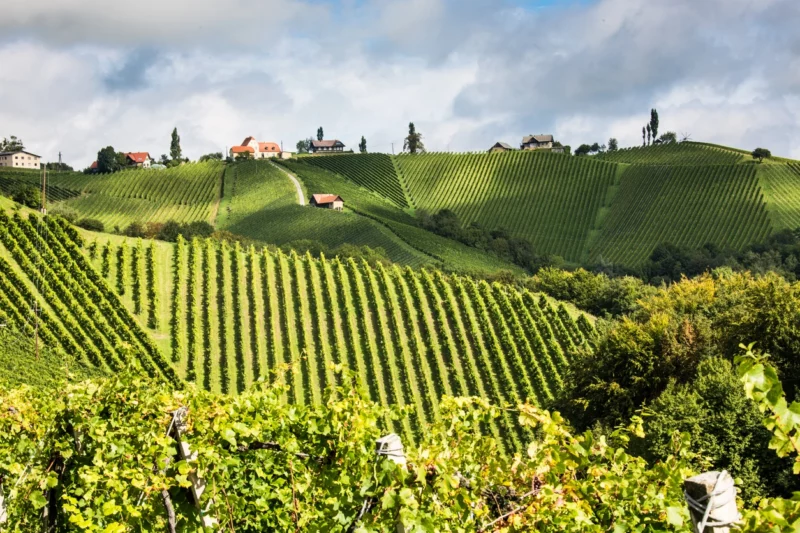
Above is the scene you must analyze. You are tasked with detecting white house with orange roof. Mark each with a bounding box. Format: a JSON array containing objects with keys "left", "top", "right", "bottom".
[{"left": 231, "top": 136, "right": 285, "bottom": 159}]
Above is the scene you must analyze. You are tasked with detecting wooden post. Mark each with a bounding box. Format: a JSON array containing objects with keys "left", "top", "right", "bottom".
[
  {"left": 684, "top": 471, "right": 739, "bottom": 533},
  {"left": 375, "top": 434, "right": 406, "bottom": 533},
  {"left": 170, "top": 407, "right": 217, "bottom": 529}
]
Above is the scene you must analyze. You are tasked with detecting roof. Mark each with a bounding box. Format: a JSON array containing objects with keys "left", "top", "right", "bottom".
[
  {"left": 258, "top": 142, "right": 280, "bottom": 152},
  {"left": 90, "top": 161, "right": 98, "bottom": 169},
  {"left": 311, "top": 140, "right": 344, "bottom": 148},
  {"left": 522, "top": 135, "right": 554, "bottom": 144},
  {"left": 125, "top": 152, "right": 151, "bottom": 163},
  {"left": 241, "top": 136, "right": 256, "bottom": 146},
  {"left": 231, "top": 146, "right": 255, "bottom": 153},
  {"left": 311, "top": 194, "right": 344, "bottom": 204},
  {"left": 0, "top": 150, "right": 41, "bottom": 157},
  {"left": 491, "top": 142, "right": 513, "bottom": 150}
]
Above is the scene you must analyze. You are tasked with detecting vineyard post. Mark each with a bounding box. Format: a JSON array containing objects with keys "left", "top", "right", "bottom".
[
  {"left": 169, "top": 407, "right": 217, "bottom": 529},
  {"left": 683, "top": 471, "right": 739, "bottom": 533}
]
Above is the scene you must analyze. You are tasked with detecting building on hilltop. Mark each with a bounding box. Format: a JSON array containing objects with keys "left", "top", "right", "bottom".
[
  {"left": 231, "top": 136, "right": 289, "bottom": 159},
  {"left": 309, "top": 140, "right": 345, "bottom": 153},
  {"left": 521, "top": 134, "right": 554, "bottom": 151},
  {"left": 0, "top": 150, "right": 41, "bottom": 169},
  {"left": 488, "top": 142, "right": 514, "bottom": 153},
  {"left": 310, "top": 194, "right": 344, "bottom": 211},
  {"left": 125, "top": 152, "right": 152, "bottom": 168}
]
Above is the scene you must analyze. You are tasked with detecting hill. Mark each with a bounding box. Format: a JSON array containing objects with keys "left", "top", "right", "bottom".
[
  {"left": 594, "top": 141, "right": 744, "bottom": 165},
  {"left": 77, "top": 229, "right": 592, "bottom": 448}
]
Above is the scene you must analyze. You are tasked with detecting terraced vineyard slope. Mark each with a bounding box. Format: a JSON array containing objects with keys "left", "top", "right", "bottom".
[
  {"left": 84, "top": 233, "right": 593, "bottom": 449},
  {"left": 0, "top": 212, "right": 178, "bottom": 383},
  {"left": 0, "top": 167, "right": 83, "bottom": 203},
  {"left": 590, "top": 164, "right": 772, "bottom": 265},
  {"left": 757, "top": 162, "right": 800, "bottom": 230},
  {"left": 595, "top": 142, "right": 744, "bottom": 165},
  {"left": 395, "top": 151, "right": 619, "bottom": 262},
  {"left": 300, "top": 153, "right": 409, "bottom": 208}
]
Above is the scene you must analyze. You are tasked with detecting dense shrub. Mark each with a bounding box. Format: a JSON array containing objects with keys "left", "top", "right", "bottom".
[
  {"left": 75, "top": 218, "right": 105, "bottom": 232},
  {"left": 11, "top": 185, "right": 40, "bottom": 209}
]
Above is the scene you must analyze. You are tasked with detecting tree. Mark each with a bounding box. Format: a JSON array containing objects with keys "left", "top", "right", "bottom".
[
  {"left": 659, "top": 131, "right": 677, "bottom": 144},
  {"left": 0, "top": 135, "right": 24, "bottom": 152},
  {"left": 97, "top": 146, "right": 120, "bottom": 174},
  {"left": 590, "top": 142, "right": 601, "bottom": 153},
  {"left": 642, "top": 126, "right": 646, "bottom": 147},
  {"left": 752, "top": 147, "right": 772, "bottom": 163},
  {"left": 574, "top": 144, "right": 592, "bottom": 156},
  {"left": 170, "top": 127, "right": 182, "bottom": 161},
  {"left": 403, "top": 122, "right": 425, "bottom": 154},
  {"left": 11, "top": 185, "right": 40, "bottom": 208},
  {"left": 317, "top": 127, "right": 324, "bottom": 141},
  {"left": 296, "top": 138, "right": 313, "bottom": 154},
  {"left": 359, "top": 136, "right": 367, "bottom": 153},
  {"left": 199, "top": 152, "right": 223, "bottom": 162},
  {"left": 608, "top": 138, "right": 619, "bottom": 151},
  {"left": 646, "top": 124, "right": 651, "bottom": 145},
  {"left": 650, "top": 108, "right": 659, "bottom": 141},
  {"left": 45, "top": 162, "right": 74, "bottom": 172},
  {"left": 160, "top": 154, "right": 170, "bottom": 165}
]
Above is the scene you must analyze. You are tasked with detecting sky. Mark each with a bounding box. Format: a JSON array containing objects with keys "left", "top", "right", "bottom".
[{"left": 0, "top": 0, "right": 797, "bottom": 167}]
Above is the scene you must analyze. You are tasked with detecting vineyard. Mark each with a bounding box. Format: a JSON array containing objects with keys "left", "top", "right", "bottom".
[
  {"left": 0, "top": 167, "right": 82, "bottom": 202},
  {"left": 299, "top": 153, "right": 410, "bottom": 208},
  {"left": 589, "top": 164, "right": 772, "bottom": 265},
  {"left": 0, "top": 212, "right": 178, "bottom": 383},
  {"left": 594, "top": 142, "right": 744, "bottom": 165},
  {"left": 757, "top": 162, "right": 800, "bottom": 230},
  {"left": 84, "top": 232, "right": 593, "bottom": 449},
  {"left": 394, "top": 151, "right": 619, "bottom": 262}
]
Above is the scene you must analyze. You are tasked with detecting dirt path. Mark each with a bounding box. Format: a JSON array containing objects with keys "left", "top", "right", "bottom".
[{"left": 270, "top": 161, "right": 305, "bottom": 206}]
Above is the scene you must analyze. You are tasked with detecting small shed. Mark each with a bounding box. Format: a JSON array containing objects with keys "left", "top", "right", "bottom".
[
  {"left": 310, "top": 194, "right": 344, "bottom": 211},
  {"left": 488, "top": 142, "right": 514, "bottom": 153}
]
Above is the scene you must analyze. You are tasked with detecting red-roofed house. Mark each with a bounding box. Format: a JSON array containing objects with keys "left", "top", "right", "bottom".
[
  {"left": 234, "top": 136, "right": 283, "bottom": 159},
  {"left": 125, "top": 152, "right": 153, "bottom": 168},
  {"left": 310, "top": 194, "right": 344, "bottom": 211},
  {"left": 230, "top": 145, "right": 255, "bottom": 159}
]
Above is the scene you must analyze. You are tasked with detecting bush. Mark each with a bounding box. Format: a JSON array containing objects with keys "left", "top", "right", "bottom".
[
  {"left": 157, "top": 220, "right": 183, "bottom": 242},
  {"left": 49, "top": 204, "right": 80, "bottom": 223},
  {"left": 76, "top": 218, "right": 105, "bottom": 232},
  {"left": 11, "top": 185, "right": 40, "bottom": 209},
  {"left": 183, "top": 221, "right": 214, "bottom": 239},
  {"left": 123, "top": 221, "right": 146, "bottom": 238}
]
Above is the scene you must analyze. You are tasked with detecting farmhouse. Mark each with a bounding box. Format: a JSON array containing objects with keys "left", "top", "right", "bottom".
[
  {"left": 0, "top": 150, "right": 41, "bottom": 169},
  {"left": 488, "top": 142, "right": 514, "bottom": 153},
  {"left": 310, "top": 140, "right": 345, "bottom": 153},
  {"left": 521, "top": 134, "right": 554, "bottom": 150},
  {"left": 232, "top": 136, "right": 282, "bottom": 159},
  {"left": 125, "top": 152, "right": 152, "bottom": 168},
  {"left": 310, "top": 194, "right": 344, "bottom": 211}
]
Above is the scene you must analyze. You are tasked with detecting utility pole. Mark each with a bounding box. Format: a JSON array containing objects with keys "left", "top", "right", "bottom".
[
  {"left": 58, "top": 151, "right": 62, "bottom": 170},
  {"left": 391, "top": 143, "right": 394, "bottom": 155}
]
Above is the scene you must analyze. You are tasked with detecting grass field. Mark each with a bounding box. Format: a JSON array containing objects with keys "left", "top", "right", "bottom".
[{"left": 80, "top": 230, "right": 593, "bottom": 449}]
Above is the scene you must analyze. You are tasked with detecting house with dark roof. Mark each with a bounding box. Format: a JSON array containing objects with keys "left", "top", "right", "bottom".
[
  {"left": 310, "top": 194, "right": 344, "bottom": 211},
  {"left": 309, "top": 140, "right": 345, "bottom": 153},
  {"left": 521, "top": 134, "right": 555, "bottom": 151},
  {"left": 0, "top": 150, "right": 41, "bottom": 169},
  {"left": 125, "top": 152, "right": 152, "bottom": 168},
  {"left": 488, "top": 142, "right": 514, "bottom": 153}
]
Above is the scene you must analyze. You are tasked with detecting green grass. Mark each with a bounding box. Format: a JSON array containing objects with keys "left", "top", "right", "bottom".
[
  {"left": 395, "top": 151, "right": 618, "bottom": 262},
  {"left": 757, "top": 163, "right": 800, "bottom": 231},
  {"left": 590, "top": 164, "right": 772, "bottom": 265},
  {"left": 595, "top": 142, "right": 744, "bottom": 165}
]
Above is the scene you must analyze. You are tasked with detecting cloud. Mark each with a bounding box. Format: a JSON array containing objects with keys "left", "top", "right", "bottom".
[{"left": 0, "top": 0, "right": 797, "bottom": 167}]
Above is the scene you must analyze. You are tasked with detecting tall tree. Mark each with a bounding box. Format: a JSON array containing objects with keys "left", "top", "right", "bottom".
[
  {"left": 646, "top": 124, "right": 651, "bottom": 146},
  {"left": 97, "top": 146, "right": 119, "bottom": 174},
  {"left": 751, "top": 147, "right": 772, "bottom": 163},
  {"left": 317, "top": 127, "right": 324, "bottom": 141},
  {"left": 650, "top": 109, "right": 660, "bottom": 141},
  {"left": 642, "top": 126, "right": 646, "bottom": 147},
  {"left": 170, "top": 128, "right": 182, "bottom": 161},
  {"left": 659, "top": 131, "right": 678, "bottom": 144},
  {"left": 296, "top": 138, "right": 313, "bottom": 154},
  {"left": 403, "top": 122, "right": 425, "bottom": 154},
  {"left": 359, "top": 136, "right": 367, "bottom": 153},
  {"left": 608, "top": 138, "right": 619, "bottom": 151},
  {"left": 0, "top": 135, "right": 24, "bottom": 152}
]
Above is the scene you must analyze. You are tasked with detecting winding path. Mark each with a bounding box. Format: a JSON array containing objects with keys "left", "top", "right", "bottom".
[{"left": 270, "top": 161, "right": 305, "bottom": 206}]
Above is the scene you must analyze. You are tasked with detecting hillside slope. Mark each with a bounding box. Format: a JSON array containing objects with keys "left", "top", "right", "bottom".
[{"left": 80, "top": 230, "right": 593, "bottom": 448}]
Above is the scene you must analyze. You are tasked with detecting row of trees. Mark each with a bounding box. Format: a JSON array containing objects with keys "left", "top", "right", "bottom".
[
  {"left": 295, "top": 122, "right": 426, "bottom": 155},
  {"left": 91, "top": 128, "right": 186, "bottom": 173}
]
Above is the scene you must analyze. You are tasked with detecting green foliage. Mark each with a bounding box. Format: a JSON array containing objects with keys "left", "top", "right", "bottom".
[
  {"left": 199, "top": 152, "right": 223, "bottom": 162},
  {"left": 753, "top": 147, "right": 772, "bottom": 163},
  {"left": 0, "top": 135, "right": 24, "bottom": 152},
  {"left": 96, "top": 145, "right": 120, "bottom": 173},
  {"left": 0, "top": 369, "right": 699, "bottom": 531},
  {"left": 75, "top": 217, "right": 104, "bottom": 232},
  {"left": 595, "top": 141, "right": 743, "bottom": 165},
  {"left": 317, "top": 126, "right": 324, "bottom": 141},
  {"left": 403, "top": 122, "right": 425, "bottom": 154},
  {"left": 11, "top": 184, "right": 39, "bottom": 208},
  {"left": 170, "top": 127, "right": 182, "bottom": 161},
  {"left": 359, "top": 135, "right": 367, "bottom": 153}
]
